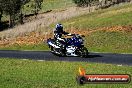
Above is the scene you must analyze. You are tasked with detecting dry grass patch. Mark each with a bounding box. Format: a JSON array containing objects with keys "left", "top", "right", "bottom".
[
  {"left": 99, "top": 25, "right": 132, "bottom": 32},
  {"left": 66, "top": 25, "right": 132, "bottom": 36},
  {"left": 0, "top": 31, "right": 52, "bottom": 47},
  {"left": 0, "top": 25, "right": 131, "bottom": 48}
]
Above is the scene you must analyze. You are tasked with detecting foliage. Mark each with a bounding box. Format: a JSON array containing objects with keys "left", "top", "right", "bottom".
[
  {"left": 1, "top": 0, "right": 21, "bottom": 27},
  {"left": 27, "top": 0, "right": 43, "bottom": 15},
  {"left": 72, "top": 0, "right": 131, "bottom": 7},
  {"left": 0, "top": 0, "right": 43, "bottom": 27},
  {"left": 0, "top": 0, "right": 30, "bottom": 27},
  {"left": 72, "top": 0, "right": 93, "bottom": 7}
]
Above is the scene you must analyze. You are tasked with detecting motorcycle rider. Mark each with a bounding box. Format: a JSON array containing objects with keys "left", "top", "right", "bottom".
[{"left": 53, "top": 23, "right": 71, "bottom": 49}]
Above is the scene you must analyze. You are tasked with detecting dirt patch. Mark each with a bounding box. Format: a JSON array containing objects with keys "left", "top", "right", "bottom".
[
  {"left": 0, "top": 31, "right": 52, "bottom": 47},
  {"left": 66, "top": 29, "right": 90, "bottom": 35},
  {"left": 67, "top": 25, "right": 132, "bottom": 35},
  {"left": 0, "top": 29, "right": 89, "bottom": 47},
  {"left": 97, "top": 25, "right": 132, "bottom": 32}
]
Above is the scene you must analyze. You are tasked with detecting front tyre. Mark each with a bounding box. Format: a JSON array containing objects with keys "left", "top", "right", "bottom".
[
  {"left": 50, "top": 46, "right": 56, "bottom": 54},
  {"left": 79, "top": 47, "right": 89, "bottom": 58}
]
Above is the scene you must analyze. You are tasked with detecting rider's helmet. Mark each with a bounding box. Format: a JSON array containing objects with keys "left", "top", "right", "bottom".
[{"left": 55, "top": 23, "right": 63, "bottom": 31}]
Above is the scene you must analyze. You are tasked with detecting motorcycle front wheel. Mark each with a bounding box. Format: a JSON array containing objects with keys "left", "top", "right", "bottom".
[{"left": 79, "top": 47, "right": 89, "bottom": 58}]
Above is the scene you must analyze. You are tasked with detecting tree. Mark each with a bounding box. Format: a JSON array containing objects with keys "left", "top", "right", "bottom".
[
  {"left": 30, "top": 0, "right": 43, "bottom": 15},
  {"left": 2, "top": 0, "right": 22, "bottom": 27},
  {"left": 0, "top": 8, "right": 3, "bottom": 24},
  {"left": 0, "top": 0, "right": 43, "bottom": 29},
  {"left": 19, "top": 0, "right": 30, "bottom": 24},
  {"left": 34, "top": 0, "right": 43, "bottom": 15},
  {"left": 1, "top": 0, "right": 30, "bottom": 27},
  {"left": 30, "top": 0, "right": 43, "bottom": 16},
  {"left": 0, "top": 4, "right": 3, "bottom": 29},
  {"left": 73, "top": 0, "right": 93, "bottom": 7}
]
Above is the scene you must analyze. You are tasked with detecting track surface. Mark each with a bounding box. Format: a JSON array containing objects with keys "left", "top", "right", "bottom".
[{"left": 0, "top": 50, "right": 132, "bottom": 66}]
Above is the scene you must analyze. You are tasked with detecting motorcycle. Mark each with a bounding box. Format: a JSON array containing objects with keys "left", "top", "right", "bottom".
[{"left": 47, "top": 34, "right": 89, "bottom": 57}]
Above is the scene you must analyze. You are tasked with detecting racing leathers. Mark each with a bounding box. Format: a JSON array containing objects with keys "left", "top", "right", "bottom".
[{"left": 53, "top": 28, "right": 71, "bottom": 51}]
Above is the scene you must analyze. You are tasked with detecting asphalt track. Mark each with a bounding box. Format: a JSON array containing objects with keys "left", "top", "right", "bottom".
[{"left": 0, "top": 50, "right": 132, "bottom": 66}]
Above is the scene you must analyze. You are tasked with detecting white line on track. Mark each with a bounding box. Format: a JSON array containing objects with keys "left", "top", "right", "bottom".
[
  {"left": 37, "top": 60, "right": 45, "bottom": 62},
  {"left": 117, "top": 64, "right": 123, "bottom": 66}
]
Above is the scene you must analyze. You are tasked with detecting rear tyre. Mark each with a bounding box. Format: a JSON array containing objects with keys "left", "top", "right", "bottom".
[
  {"left": 80, "top": 47, "right": 89, "bottom": 58},
  {"left": 59, "top": 48, "right": 66, "bottom": 57},
  {"left": 50, "top": 46, "right": 65, "bottom": 57},
  {"left": 50, "top": 46, "right": 56, "bottom": 55}
]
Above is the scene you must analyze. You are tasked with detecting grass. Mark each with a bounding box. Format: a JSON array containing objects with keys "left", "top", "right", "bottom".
[
  {"left": 52, "top": 3, "right": 132, "bottom": 53},
  {"left": 23, "top": 0, "right": 75, "bottom": 14},
  {"left": 42, "top": 0, "right": 75, "bottom": 12},
  {"left": 60, "top": 3, "right": 132, "bottom": 29},
  {"left": 85, "top": 31, "right": 132, "bottom": 53},
  {"left": 0, "top": 58, "right": 132, "bottom": 88},
  {"left": 1, "top": 30, "right": 132, "bottom": 53},
  {"left": 0, "top": 3, "right": 132, "bottom": 88},
  {"left": 1, "top": 3, "right": 132, "bottom": 54},
  {"left": 0, "top": 43, "right": 49, "bottom": 51},
  {"left": 2, "top": 0, "right": 74, "bottom": 21}
]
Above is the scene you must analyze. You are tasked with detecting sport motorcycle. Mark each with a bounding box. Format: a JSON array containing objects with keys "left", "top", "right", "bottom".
[{"left": 47, "top": 34, "right": 89, "bottom": 57}]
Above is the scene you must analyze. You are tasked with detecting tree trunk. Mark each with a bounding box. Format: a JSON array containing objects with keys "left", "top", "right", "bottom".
[
  {"left": 20, "top": 10, "right": 24, "bottom": 24},
  {"left": 0, "top": 11, "right": 2, "bottom": 30},
  {"left": 9, "top": 14, "right": 13, "bottom": 28},
  {"left": 0, "top": 10, "right": 3, "bottom": 23},
  {"left": 88, "top": 4, "right": 91, "bottom": 12},
  {"left": 9, "top": 13, "right": 16, "bottom": 28},
  {"left": 35, "top": 3, "right": 38, "bottom": 18}
]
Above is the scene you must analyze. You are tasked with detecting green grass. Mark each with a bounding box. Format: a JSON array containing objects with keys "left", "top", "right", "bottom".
[
  {"left": 1, "top": 31, "right": 132, "bottom": 53},
  {"left": 53, "top": 3, "right": 132, "bottom": 53},
  {"left": 59, "top": 3, "right": 132, "bottom": 29},
  {"left": 1, "top": 3, "right": 132, "bottom": 53},
  {"left": 42, "top": 0, "right": 75, "bottom": 11},
  {"left": 0, "top": 43, "right": 49, "bottom": 51},
  {"left": 23, "top": 0, "right": 75, "bottom": 14},
  {"left": 0, "top": 58, "right": 132, "bottom": 88},
  {"left": 85, "top": 31, "right": 132, "bottom": 53}
]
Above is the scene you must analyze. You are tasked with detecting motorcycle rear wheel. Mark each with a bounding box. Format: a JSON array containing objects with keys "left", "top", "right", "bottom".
[{"left": 50, "top": 46, "right": 65, "bottom": 57}]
